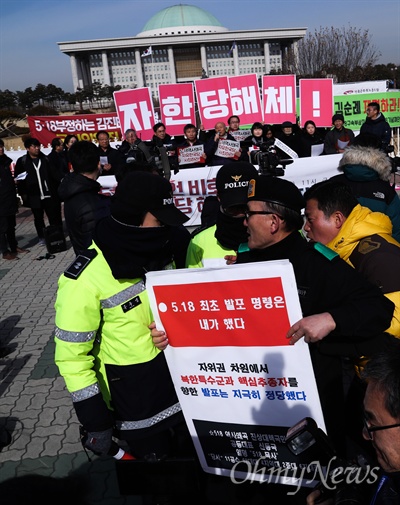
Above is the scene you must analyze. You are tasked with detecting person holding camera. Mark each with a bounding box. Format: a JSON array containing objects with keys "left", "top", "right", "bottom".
[{"left": 118, "top": 128, "right": 155, "bottom": 170}]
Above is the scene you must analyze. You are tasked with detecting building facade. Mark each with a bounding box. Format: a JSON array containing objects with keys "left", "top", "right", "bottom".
[{"left": 58, "top": 5, "right": 306, "bottom": 96}]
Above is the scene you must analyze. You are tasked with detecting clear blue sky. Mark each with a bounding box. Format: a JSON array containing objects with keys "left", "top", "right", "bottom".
[{"left": 1, "top": 0, "right": 399, "bottom": 92}]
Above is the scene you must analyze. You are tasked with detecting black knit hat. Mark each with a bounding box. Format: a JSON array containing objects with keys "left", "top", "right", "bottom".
[
  {"left": 111, "top": 171, "right": 189, "bottom": 226},
  {"left": 216, "top": 162, "right": 259, "bottom": 209},
  {"left": 247, "top": 176, "right": 305, "bottom": 213},
  {"left": 332, "top": 113, "right": 345, "bottom": 123}
]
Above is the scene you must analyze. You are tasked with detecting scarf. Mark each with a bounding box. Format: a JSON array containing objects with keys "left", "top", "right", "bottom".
[
  {"left": 94, "top": 217, "right": 174, "bottom": 279},
  {"left": 214, "top": 211, "right": 248, "bottom": 251}
]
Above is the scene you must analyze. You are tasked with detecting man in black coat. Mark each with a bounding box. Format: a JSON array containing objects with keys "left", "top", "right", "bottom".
[
  {"left": 0, "top": 140, "right": 29, "bottom": 259},
  {"left": 96, "top": 131, "right": 124, "bottom": 177},
  {"left": 360, "top": 102, "right": 392, "bottom": 151},
  {"left": 58, "top": 141, "right": 110, "bottom": 255},
  {"left": 14, "top": 137, "right": 62, "bottom": 246}
]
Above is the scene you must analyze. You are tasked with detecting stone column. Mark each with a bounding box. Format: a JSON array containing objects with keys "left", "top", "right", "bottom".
[
  {"left": 200, "top": 44, "right": 208, "bottom": 75},
  {"left": 167, "top": 46, "right": 176, "bottom": 83},
  {"left": 70, "top": 54, "right": 80, "bottom": 91},
  {"left": 101, "top": 51, "right": 111, "bottom": 85},
  {"left": 233, "top": 43, "right": 239, "bottom": 75},
  {"left": 264, "top": 41, "right": 271, "bottom": 74}
]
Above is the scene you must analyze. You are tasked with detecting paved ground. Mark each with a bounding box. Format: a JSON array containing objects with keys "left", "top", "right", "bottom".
[
  {"left": 0, "top": 209, "right": 327, "bottom": 504},
  {"left": 0, "top": 209, "right": 141, "bottom": 504}
]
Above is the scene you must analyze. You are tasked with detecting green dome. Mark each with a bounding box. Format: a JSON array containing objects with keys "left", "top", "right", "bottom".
[{"left": 138, "top": 4, "right": 227, "bottom": 36}]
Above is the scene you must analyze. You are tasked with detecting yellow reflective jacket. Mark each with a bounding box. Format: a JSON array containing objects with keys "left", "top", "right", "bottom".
[
  {"left": 54, "top": 244, "right": 181, "bottom": 436},
  {"left": 185, "top": 225, "right": 235, "bottom": 268}
]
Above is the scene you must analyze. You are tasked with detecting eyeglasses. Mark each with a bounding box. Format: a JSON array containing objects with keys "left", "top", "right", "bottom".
[
  {"left": 244, "top": 211, "right": 283, "bottom": 220},
  {"left": 363, "top": 416, "right": 400, "bottom": 440}
]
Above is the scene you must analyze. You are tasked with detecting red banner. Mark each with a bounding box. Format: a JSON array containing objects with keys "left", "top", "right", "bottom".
[
  {"left": 228, "top": 74, "right": 262, "bottom": 125},
  {"left": 153, "top": 277, "right": 290, "bottom": 347},
  {"left": 27, "top": 113, "right": 121, "bottom": 146},
  {"left": 113, "top": 87, "right": 156, "bottom": 141},
  {"left": 262, "top": 74, "right": 296, "bottom": 125},
  {"left": 195, "top": 77, "right": 232, "bottom": 130},
  {"left": 159, "top": 83, "right": 196, "bottom": 136},
  {"left": 299, "top": 78, "right": 334, "bottom": 127}
]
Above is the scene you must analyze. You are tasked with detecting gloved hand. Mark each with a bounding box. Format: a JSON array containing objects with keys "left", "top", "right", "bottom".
[{"left": 84, "top": 428, "right": 113, "bottom": 456}]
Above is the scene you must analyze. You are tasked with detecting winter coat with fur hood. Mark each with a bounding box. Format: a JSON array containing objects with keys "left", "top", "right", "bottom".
[{"left": 330, "top": 145, "right": 400, "bottom": 242}]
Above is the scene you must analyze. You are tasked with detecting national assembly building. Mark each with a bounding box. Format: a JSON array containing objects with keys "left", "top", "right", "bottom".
[{"left": 58, "top": 4, "right": 306, "bottom": 96}]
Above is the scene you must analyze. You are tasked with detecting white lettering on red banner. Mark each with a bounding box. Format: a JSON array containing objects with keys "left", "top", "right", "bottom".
[
  {"left": 195, "top": 77, "right": 232, "bottom": 130},
  {"left": 229, "top": 74, "right": 263, "bottom": 125},
  {"left": 113, "top": 87, "right": 155, "bottom": 140},
  {"left": 159, "top": 83, "right": 196, "bottom": 136},
  {"left": 262, "top": 75, "right": 296, "bottom": 124},
  {"left": 299, "top": 79, "right": 334, "bottom": 127}
]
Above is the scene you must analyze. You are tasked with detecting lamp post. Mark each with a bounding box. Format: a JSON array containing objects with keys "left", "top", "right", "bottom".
[{"left": 391, "top": 67, "right": 398, "bottom": 89}]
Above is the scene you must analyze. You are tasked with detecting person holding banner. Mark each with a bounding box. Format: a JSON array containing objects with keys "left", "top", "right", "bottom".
[
  {"left": 323, "top": 114, "right": 354, "bottom": 155},
  {"left": 299, "top": 120, "right": 324, "bottom": 158},
  {"left": 96, "top": 131, "right": 125, "bottom": 177},
  {"left": 54, "top": 171, "right": 191, "bottom": 465},
  {"left": 176, "top": 123, "right": 207, "bottom": 169},
  {"left": 234, "top": 176, "right": 394, "bottom": 454},
  {"left": 275, "top": 121, "right": 302, "bottom": 159},
  {"left": 205, "top": 121, "right": 244, "bottom": 166}
]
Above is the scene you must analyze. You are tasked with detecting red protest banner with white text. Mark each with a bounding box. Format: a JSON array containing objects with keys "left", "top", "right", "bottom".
[
  {"left": 228, "top": 74, "right": 263, "bottom": 125},
  {"left": 262, "top": 75, "right": 296, "bottom": 124},
  {"left": 113, "top": 87, "right": 155, "bottom": 141},
  {"left": 159, "top": 83, "right": 196, "bottom": 136},
  {"left": 195, "top": 77, "right": 232, "bottom": 130},
  {"left": 27, "top": 113, "right": 121, "bottom": 146},
  {"left": 299, "top": 79, "right": 333, "bottom": 127}
]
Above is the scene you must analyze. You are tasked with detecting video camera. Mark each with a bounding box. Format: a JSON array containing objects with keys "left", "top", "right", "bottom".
[
  {"left": 242, "top": 140, "right": 291, "bottom": 177},
  {"left": 286, "top": 418, "right": 378, "bottom": 504}
]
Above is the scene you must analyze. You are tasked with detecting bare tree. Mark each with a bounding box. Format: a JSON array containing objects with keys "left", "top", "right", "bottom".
[{"left": 285, "top": 26, "right": 381, "bottom": 82}]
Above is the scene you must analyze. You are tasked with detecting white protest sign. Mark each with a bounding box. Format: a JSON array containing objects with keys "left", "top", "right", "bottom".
[
  {"left": 215, "top": 139, "right": 240, "bottom": 159},
  {"left": 146, "top": 261, "right": 325, "bottom": 485}
]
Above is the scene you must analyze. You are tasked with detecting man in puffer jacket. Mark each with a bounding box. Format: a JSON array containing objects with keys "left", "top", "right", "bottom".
[
  {"left": 330, "top": 133, "right": 400, "bottom": 242},
  {"left": 58, "top": 141, "right": 110, "bottom": 255},
  {"left": 304, "top": 180, "right": 400, "bottom": 338}
]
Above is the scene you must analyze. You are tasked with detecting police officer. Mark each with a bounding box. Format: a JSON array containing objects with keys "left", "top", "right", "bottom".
[
  {"left": 186, "top": 161, "right": 258, "bottom": 268},
  {"left": 54, "top": 171, "right": 190, "bottom": 460}
]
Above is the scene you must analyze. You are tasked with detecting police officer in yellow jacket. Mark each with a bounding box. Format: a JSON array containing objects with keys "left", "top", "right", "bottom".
[
  {"left": 54, "top": 171, "right": 189, "bottom": 459},
  {"left": 186, "top": 162, "right": 258, "bottom": 268}
]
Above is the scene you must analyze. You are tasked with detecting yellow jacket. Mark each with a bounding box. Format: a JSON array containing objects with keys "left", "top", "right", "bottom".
[{"left": 327, "top": 204, "right": 400, "bottom": 337}]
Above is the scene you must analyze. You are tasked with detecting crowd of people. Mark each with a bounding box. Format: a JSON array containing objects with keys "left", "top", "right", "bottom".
[{"left": 0, "top": 101, "right": 399, "bottom": 504}]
